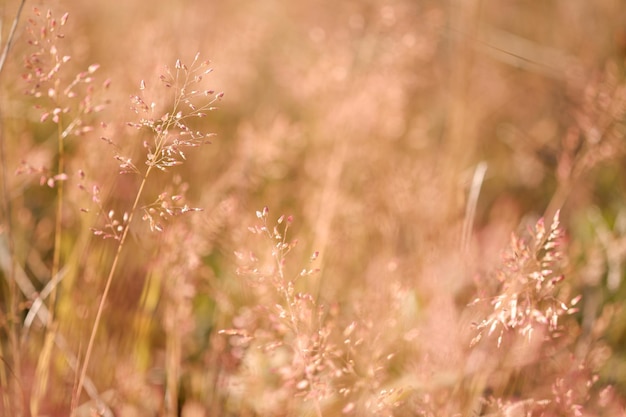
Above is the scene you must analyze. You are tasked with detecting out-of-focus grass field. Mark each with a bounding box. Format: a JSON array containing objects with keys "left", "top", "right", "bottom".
[{"left": 2, "top": 0, "right": 626, "bottom": 416}]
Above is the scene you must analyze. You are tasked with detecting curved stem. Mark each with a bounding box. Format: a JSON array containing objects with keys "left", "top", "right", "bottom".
[
  {"left": 0, "top": 0, "right": 26, "bottom": 77},
  {"left": 74, "top": 68, "right": 192, "bottom": 409},
  {"left": 74, "top": 163, "right": 154, "bottom": 408}
]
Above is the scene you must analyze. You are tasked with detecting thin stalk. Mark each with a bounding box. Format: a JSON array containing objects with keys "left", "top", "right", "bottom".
[
  {"left": 0, "top": 2, "right": 28, "bottom": 416},
  {"left": 165, "top": 326, "right": 181, "bottom": 417},
  {"left": 73, "top": 58, "right": 209, "bottom": 409},
  {"left": 74, "top": 104, "right": 179, "bottom": 406},
  {"left": 0, "top": 0, "right": 26, "bottom": 77},
  {"left": 0, "top": 339, "right": 9, "bottom": 414},
  {"left": 73, "top": 162, "right": 154, "bottom": 406},
  {"left": 461, "top": 161, "right": 487, "bottom": 255},
  {"left": 50, "top": 119, "right": 65, "bottom": 319}
]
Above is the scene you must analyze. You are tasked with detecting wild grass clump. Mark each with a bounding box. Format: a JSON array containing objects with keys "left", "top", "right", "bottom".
[{"left": 1, "top": 1, "right": 626, "bottom": 417}]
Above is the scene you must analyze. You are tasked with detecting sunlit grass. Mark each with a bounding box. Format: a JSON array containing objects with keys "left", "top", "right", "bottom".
[{"left": 1, "top": 1, "right": 626, "bottom": 416}]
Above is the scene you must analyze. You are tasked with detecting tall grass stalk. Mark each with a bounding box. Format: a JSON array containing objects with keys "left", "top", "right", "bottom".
[
  {"left": 73, "top": 161, "right": 150, "bottom": 406},
  {"left": 74, "top": 54, "right": 219, "bottom": 410},
  {"left": 0, "top": 2, "right": 27, "bottom": 415}
]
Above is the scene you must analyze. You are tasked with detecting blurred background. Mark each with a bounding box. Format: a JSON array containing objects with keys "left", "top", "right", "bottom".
[{"left": 2, "top": 0, "right": 626, "bottom": 416}]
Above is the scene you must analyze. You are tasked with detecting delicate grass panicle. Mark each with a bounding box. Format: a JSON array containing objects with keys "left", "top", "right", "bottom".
[
  {"left": 470, "top": 210, "right": 581, "bottom": 348},
  {"left": 19, "top": 8, "right": 109, "bottom": 187},
  {"left": 22, "top": 9, "right": 109, "bottom": 131},
  {"left": 223, "top": 208, "right": 339, "bottom": 415},
  {"left": 75, "top": 52, "right": 221, "bottom": 411},
  {"left": 14, "top": 8, "right": 111, "bottom": 417}
]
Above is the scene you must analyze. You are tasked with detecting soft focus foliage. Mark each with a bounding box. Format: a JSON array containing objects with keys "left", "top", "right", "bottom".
[{"left": 1, "top": 0, "right": 626, "bottom": 416}]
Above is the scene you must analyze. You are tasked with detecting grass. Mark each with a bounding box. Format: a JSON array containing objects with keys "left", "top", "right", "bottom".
[{"left": 1, "top": 1, "right": 626, "bottom": 416}]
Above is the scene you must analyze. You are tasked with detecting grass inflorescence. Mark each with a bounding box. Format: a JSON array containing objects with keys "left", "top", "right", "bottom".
[{"left": 1, "top": 2, "right": 626, "bottom": 417}]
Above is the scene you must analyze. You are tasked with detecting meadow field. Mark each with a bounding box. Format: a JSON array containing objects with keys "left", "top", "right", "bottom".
[{"left": 1, "top": 0, "right": 626, "bottom": 416}]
